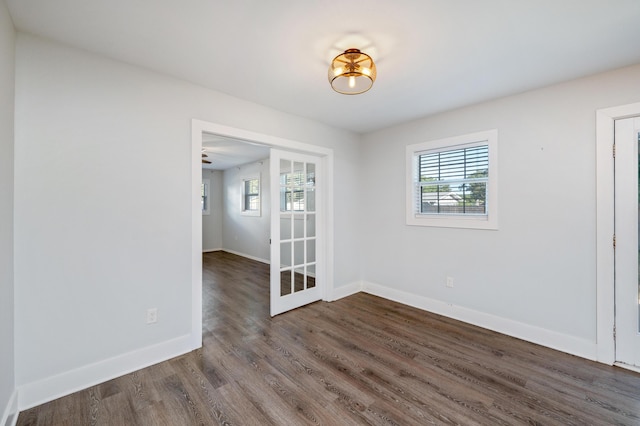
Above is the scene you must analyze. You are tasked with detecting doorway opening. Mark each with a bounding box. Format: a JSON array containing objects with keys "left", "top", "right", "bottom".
[
  {"left": 190, "top": 120, "right": 335, "bottom": 349},
  {"left": 596, "top": 102, "right": 640, "bottom": 367},
  {"left": 201, "top": 134, "right": 270, "bottom": 260},
  {"left": 613, "top": 116, "right": 640, "bottom": 370}
]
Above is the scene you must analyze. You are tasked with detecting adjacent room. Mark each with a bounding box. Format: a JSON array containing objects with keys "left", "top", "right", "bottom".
[{"left": 2, "top": 1, "right": 640, "bottom": 424}]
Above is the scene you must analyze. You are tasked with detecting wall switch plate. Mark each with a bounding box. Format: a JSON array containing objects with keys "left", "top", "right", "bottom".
[
  {"left": 446, "top": 277, "right": 454, "bottom": 288},
  {"left": 146, "top": 308, "right": 158, "bottom": 324}
]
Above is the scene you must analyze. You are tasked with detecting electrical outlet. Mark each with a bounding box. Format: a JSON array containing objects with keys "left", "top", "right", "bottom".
[
  {"left": 446, "top": 277, "right": 454, "bottom": 288},
  {"left": 146, "top": 308, "right": 158, "bottom": 324}
]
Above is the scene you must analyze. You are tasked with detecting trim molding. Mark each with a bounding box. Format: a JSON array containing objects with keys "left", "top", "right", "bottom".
[
  {"left": 362, "top": 281, "right": 597, "bottom": 361},
  {"left": 191, "top": 121, "right": 204, "bottom": 350},
  {"left": 221, "top": 249, "right": 269, "bottom": 265},
  {"left": 595, "top": 102, "right": 640, "bottom": 364},
  {"left": 192, "top": 119, "right": 335, "bottom": 305},
  {"left": 329, "top": 281, "right": 362, "bottom": 301},
  {"left": 615, "top": 362, "right": 640, "bottom": 374},
  {"left": 202, "top": 248, "right": 222, "bottom": 253},
  {"left": 17, "top": 334, "right": 193, "bottom": 410},
  {"left": 1, "top": 389, "right": 18, "bottom": 426}
]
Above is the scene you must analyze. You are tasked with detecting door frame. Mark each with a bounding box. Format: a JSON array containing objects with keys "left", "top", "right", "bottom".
[
  {"left": 596, "top": 102, "right": 640, "bottom": 364},
  {"left": 189, "top": 119, "right": 334, "bottom": 349}
]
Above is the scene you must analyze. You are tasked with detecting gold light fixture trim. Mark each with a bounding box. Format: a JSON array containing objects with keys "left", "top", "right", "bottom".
[{"left": 328, "top": 48, "right": 377, "bottom": 95}]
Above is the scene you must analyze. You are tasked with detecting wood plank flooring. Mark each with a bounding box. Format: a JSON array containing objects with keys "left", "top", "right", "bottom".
[{"left": 18, "top": 251, "right": 640, "bottom": 425}]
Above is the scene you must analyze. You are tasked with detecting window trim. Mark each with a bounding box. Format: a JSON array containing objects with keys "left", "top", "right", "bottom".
[
  {"left": 406, "top": 129, "right": 498, "bottom": 230},
  {"left": 241, "top": 175, "right": 261, "bottom": 216},
  {"left": 201, "top": 178, "right": 210, "bottom": 215}
]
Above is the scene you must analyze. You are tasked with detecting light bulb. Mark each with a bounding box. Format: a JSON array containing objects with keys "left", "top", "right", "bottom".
[{"left": 348, "top": 76, "right": 356, "bottom": 89}]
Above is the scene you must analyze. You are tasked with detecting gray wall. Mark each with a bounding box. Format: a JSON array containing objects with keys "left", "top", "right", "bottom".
[
  {"left": 222, "top": 159, "right": 270, "bottom": 262},
  {"left": 14, "top": 33, "right": 361, "bottom": 400},
  {"left": 361, "top": 63, "right": 640, "bottom": 354},
  {"left": 202, "top": 169, "right": 223, "bottom": 252},
  {"left": 12, "top": 17, "right": 640, "bottom": 411},
  {"left": 0, "top": 0, "right": 15, "bottom": 422}
]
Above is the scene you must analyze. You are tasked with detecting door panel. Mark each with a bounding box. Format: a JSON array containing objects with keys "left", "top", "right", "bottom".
[
  {"left": 270, "top": 149, "right": 322, "bottom": 316},
  {"left": 615, "top": 116, "right": 640, "bottom": 367}
]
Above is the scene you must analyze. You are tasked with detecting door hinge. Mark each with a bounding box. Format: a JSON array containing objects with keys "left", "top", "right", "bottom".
[
  {"left": 613, "top": 143, "right": 616, "bottom": 158},
  {"left": 613, "top": 234, "right": 616, "bottom": 249},
  {"left": 613, "top": 324, "right": 617, "bottom": 340}
]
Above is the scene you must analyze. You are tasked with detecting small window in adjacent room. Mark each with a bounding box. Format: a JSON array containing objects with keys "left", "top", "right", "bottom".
[
  {"left": 406, "top": 129, "right": 498, "bottom": 229},
  {"left": 201, "top": 179, "right": 210, "bottom": 215},
  {"left": 241, "top": 176, "right": 261, "bottom": 216}
]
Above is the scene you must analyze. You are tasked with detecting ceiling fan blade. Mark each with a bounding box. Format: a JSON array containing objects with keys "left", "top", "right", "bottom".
[{"left": 202, "top": 159, "right": 212, "bottom": 164}]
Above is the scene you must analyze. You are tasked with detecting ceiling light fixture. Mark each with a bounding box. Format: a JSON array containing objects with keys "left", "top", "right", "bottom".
[{"left": 328, "top": 48, "right": 377, "bottom": 95}]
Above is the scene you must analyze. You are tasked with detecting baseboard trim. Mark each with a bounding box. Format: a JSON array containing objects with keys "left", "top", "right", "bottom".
[
  {"left": 362, "top": 281, "right": 597, "bottom": 361},
  {"left": 221, "top": 249, "right": 270, "bottom": 265},
  {"left": 1, "top": 389, "right": 18, "bottom": 426},
  {"left": 329, "top": 281, "right": 362, "bottom": 301},
  {"left": 202, "top": 248, "right": 222, "bottom": 253},
  {"left": 614, "top": 362, "right": 640, "bottom": 374},
  {"left": 18, "top": 334, "right": 194, "bottom": 411}
]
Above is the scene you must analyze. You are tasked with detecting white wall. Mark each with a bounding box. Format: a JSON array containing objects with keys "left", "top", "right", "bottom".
[
  {"left": 201, "top": 169, "right": 223, "bottom": 252},
  {"left": 0, "top": 1, "right": 16, "bottom": 423},
  {"left": 361, "top": 63, "right": 640, "bottom": 358},
  {"left": 13, "top": 34, "right": 361, "bottom": 407},
  {"left": 19, "top": 20, "right": 640, "bottom": 410},
  {"left": 222, "top": 159, "right": 270, "bottom": 262}
]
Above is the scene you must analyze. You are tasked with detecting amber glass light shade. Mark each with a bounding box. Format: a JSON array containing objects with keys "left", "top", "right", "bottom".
[{"left": 328, "top": 48, "right": 376, "bottom": 95}]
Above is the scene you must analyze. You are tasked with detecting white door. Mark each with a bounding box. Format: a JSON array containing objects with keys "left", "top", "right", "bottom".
[
  {"left": 270, "top": 149, "right": 322, "bottom": 316},
  {"left": 614, "top": 116, "right": 640, "bottom": 368}
]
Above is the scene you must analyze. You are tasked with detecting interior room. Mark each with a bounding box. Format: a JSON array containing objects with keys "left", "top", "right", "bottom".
[
  {"left": 200, "top": 134, "right": 271, "bottom": 263},
  {"left": 2, "top": 1, "right": 640, "bottom": 424}
]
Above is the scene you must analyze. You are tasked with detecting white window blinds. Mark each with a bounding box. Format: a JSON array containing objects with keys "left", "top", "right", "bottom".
[{"left": 416, "top": 144, "right": 489, "bottom": 215}]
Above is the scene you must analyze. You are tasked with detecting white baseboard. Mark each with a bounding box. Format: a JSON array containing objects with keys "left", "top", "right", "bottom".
[
  {"left": 329, "top": 281, "right": 362, "bottom": 301},
  {"left": 18, "top": 334, "right": 195, "bottom": 411},
  {"left": 202, "top": 248, "right": 222, "bottom": 253},
  {"left": 221, "top": 249, "right": 270, "bottom": 265},
  {"left": 1, "top": 389, "right": 18, "bottom": 426},
  {"left": 614, "top": 362, "right": 640, "bottom": 374},
  {"left": 362, "top": 281, "right": 597, "bottom": 361}
]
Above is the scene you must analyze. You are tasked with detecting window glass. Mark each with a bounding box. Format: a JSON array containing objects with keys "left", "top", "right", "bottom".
[
  {"left": 417, "top": 145, "right": 488, "bottom": 215},
  {"left": 406, "top": 129, "right": 498, "bottom": 229},
  {"left": 201, "top": 179, "right": 210, "bottom": 215},
  {"left": 241, "top": 176, "right": 261, "bottom": 216}
]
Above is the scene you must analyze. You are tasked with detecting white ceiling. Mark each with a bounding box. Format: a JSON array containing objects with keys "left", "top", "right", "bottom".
[
  {"left": 202, "top": 134, "right": 269, "bottom": 171},
  {"left": 6, "top": 0, "right": 640, "bottom": 134}
]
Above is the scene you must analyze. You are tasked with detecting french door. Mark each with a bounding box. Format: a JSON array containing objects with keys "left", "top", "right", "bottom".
[
  {"left": 270, "top": 149, "right": 323, "bottom": 316},
  {"left": 614, "top": 116, "right": 640, "bottom": 368}
]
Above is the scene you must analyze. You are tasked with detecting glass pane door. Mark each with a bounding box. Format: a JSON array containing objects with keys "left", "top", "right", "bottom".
[{"left": 270, "top": 149, "right": 321, "bottom": 316}]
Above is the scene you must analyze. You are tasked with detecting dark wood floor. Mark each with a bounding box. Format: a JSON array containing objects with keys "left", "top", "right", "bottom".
[{"left": 18, "top": 251, "right": 640, "bottom": 425}]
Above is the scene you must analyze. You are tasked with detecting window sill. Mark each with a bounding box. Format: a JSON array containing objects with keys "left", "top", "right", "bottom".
[{"left": 407, "top": 214, "right": 498, "bottom": 230}]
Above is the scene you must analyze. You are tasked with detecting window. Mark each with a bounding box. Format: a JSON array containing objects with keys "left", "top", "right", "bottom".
[
  {"left": 406, "top": 129, "right": 498, "bottom": 229},
  {"left": 241, "top": 176, "right": 261, "bottom": 216},
  {"left": 279, "top": 165, "right": 314, "bottom": 212},
  {"left": 201, "top": 179, "right": 210, "bottom": 215}
]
